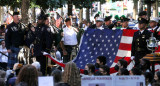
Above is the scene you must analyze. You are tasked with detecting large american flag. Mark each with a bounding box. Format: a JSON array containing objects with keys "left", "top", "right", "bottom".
[
  {"left": 73, "top": 28, "right": 160, "bottom": 73},
  {"left": 44, "top": 28, "right": 160, "bottom": 74}
]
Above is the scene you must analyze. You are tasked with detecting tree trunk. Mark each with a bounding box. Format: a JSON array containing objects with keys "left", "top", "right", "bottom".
[
  {"left": 153, "top": 0, "right": 158, "bottom": 17},
  {"left": 21, "top": 0, "right": 30, "bottom": 25},
  {"left": 31, "top": 7, "right": 36, "bottom": 23},
  {"left": 139, "top": 0, "right": 143, "bottom": 13},
  {"left": 86, "top": 8, "right": 90, "bottom": 22},
  {"left": 133, "top": 0, "right": 138, "bottom": 19},
  {"left": 147, "top": 2, "right": 151, "bottom": 19},
  {"left": 0, "top": 6, "right": 2, "bottom": 25},
  {"left": 68, "top": 0, "right": 72, "bottom": 16},
  {"left": 79, "top": 8, "right": 83, "bottom": 23}
]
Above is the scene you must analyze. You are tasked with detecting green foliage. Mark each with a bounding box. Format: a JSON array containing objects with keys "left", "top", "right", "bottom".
[{"left": 0, "top": 0, "right": 21, "bottom": 8}]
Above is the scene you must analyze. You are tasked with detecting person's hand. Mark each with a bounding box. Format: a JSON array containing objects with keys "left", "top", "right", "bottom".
[
  {"left": 7, "top": 49, "right": 12, "bottom": 53},
  {"left": 63, "top": 50, "right": 67, "bottom": 55},
  {"left": 31, "top": 27, "right": 35, "bottom": 32},
  {"left": 131, "top": 56, "right": 135, "bottom": 60},
  {"left": 61, "top": 32, "right": 64, "bottom": 36}
]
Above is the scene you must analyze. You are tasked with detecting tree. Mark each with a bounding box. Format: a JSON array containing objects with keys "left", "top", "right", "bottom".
[{"left": 133, "top": 0, "right": 138, "bottom": 19}]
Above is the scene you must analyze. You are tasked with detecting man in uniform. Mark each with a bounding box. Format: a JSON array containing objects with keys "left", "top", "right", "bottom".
[
  {"left": 89, "top": 17, "right": 104, "bottom": 30},
  {"left": 5, "top": 12, "right": 26, "bottom": 69},
  {"left": 104, "top": 16, "right": 114, "bottom": 29},
  {"left": 148, "top": 17, "right": 160, "bottom": 40},
  {"left": 26, "top": 14, "right": 49, "bottom": 75},
  {"left": 131, "top": 18, "right": 152, "bottom": 67},
  {"left": 133, "top": 11, "right": 147, "bottom": 30},
  {"left": 120, "top": 17, "right": 132, "bottom": 30}
]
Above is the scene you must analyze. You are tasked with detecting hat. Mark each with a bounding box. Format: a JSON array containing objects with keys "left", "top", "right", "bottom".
[
  {"left": 37, "top": 14, "right": 45, "bottom": 20},
  {"left": 44, "top": 14, "right": 50, "bottom": 20},
  {"left": 94, "top": 14, "right": 100, "bottom": 19},
  {"left": 13, "top": 12, "right": 19, "bottom": 16},
  {"left": 104, "top": 16, "right": 112, "bottom": 21},
  {"left": 96, "top": 17, "right": 104, "bottom": 22},
  {"left": 114, "top": 15, "right": 120, "bottom": 21},
  {"left": 138, "top": 11, "right": 147, "bottom": 16},
  {"left": 138, "top": 17, "right": 149, "bottom": 24},
  {"left": 150, "top": 17, "right": 159, "bottom": 23},
  {"left": 121, "top": 17, "right": 130, "bottom": 22}
]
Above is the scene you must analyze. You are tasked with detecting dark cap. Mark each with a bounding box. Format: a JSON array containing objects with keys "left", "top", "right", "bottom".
[
  {"left": 121, "top": 17, "right": 130, "bottom": 22},
  {"left": 65, "top": 18, "right": 71, "bottom": 22},
  {"left": 104, "top": 16, "right": 112, "bottom": 21},
  {"left": 138, "top": 11, "right": 147, "bottom": 16},
  {"left": 13, "top": 12, "right": 19, "bottom": 16},
  {"left": 138, "top": 17, "right": 148, "bottom": 24},
  {"left": 44, "top": 14, "right": 50, "bottom": 20},
  {"left": 37, "top": 14, "right": 45, "bottom": 20},
  {"left": 94, "top": 14, "right": 99, "bottom": 19}
]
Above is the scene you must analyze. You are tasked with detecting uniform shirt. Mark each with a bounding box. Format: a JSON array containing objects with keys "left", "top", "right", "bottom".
[
  {"left": 62, "top": 26, "right": 78, "bottom": 45},
  {"left": 0, "top": 45, "right": 8, "bottom": 63},
  {"left": 5, "top": 22, "right": 26, "bottom": 49}
]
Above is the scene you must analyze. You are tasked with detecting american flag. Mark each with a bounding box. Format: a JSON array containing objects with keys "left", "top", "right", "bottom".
[
  {"left": 56, "top": 13, "right": 62, "bottom": 28},
  {"left": 73, "top": 28, "right": 160, "bottom": 73},
  {"left": 74, "top": 28, "right": 122, "bottom": 68},
  {"left": 44, "top": 28, "right": 160, "bottom": 74}
]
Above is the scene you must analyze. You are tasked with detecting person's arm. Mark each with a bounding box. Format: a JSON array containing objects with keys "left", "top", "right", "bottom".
[
  {"left": 131, "top": 33, "right": 136, "bottom": 60},
  {"left": 5, "top": 25, "right": 12, "bottom": 53}
]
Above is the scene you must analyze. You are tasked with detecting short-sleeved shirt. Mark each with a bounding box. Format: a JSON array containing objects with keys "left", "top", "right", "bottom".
[{"left": 62, "top": 26, "right": 77, "bottom": 45}]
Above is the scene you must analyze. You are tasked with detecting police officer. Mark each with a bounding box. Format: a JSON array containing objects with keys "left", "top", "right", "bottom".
[
  {"left": 133, "top": 11, "right": 147, "bottom": 30},
  {"left": 26, "top": 14, "right": 48, "bottom": 75},
  {"left": 5, "top": 12, "right": 26, "bottom": 69},
  {"left": 131, "top": 18, "right": 152, "bottom": 67},
  {"left": 44, "top": 14, "right": 57, "bottom": 52}
]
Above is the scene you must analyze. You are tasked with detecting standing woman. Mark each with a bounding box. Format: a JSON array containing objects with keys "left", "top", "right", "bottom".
[{"left": 15, "top": 65, "right": 38, "bottom": 86}]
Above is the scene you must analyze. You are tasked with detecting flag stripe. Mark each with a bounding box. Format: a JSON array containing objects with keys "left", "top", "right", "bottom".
[
  {"left": 119, "top": 43, "right": 132, "bottom": 50},
  {"left": 120, "top": 36, "right": 133, "bottom": 44}
]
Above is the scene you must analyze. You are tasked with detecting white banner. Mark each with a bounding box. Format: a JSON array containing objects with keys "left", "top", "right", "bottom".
[{"left": 81, "top": 76, "right": 145, "bottom": 86}]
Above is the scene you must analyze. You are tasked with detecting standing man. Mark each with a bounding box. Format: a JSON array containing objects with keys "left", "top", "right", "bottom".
[
  {"left": 131, "top": 18, "right": 152, "bottom": 67},
  {"left": 26, "top": 14, "right": 49, "bottom": 75},
  {"left": 60, "top": 18, "right": 78, "bottom": 63},
  {"left": 5, "top": 12, "right": 26, "bottom": 69}
]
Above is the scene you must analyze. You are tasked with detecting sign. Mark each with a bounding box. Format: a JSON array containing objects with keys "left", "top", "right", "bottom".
[
  {"left": 81, "top": 76, "right": 145, "bottom": 86},
  {"left": 38, "top": 76, "right": 54, "bottom": 86}
]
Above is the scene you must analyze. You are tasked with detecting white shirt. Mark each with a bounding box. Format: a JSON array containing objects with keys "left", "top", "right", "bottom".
[
  {"left": 62, "top": 26, "right": 78, "bottom": 45},
  {"left": 148, "top": 26, "right": 160, "bottom": 31},
  {"left": 133, "top": 24, "right": 139, "bottom": 30},
  {"left": 0, "top": 46, "right": 8, "bottom": 63}
]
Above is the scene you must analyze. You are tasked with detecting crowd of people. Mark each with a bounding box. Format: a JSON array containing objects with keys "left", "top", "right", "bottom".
[{"left": 0, "top": 10, "right": 159, "bottom": 86}]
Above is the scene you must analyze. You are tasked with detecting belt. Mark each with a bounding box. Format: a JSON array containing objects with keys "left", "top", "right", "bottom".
[{"left": 136, "top": 47, "right": 146, "bottom": 52}]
